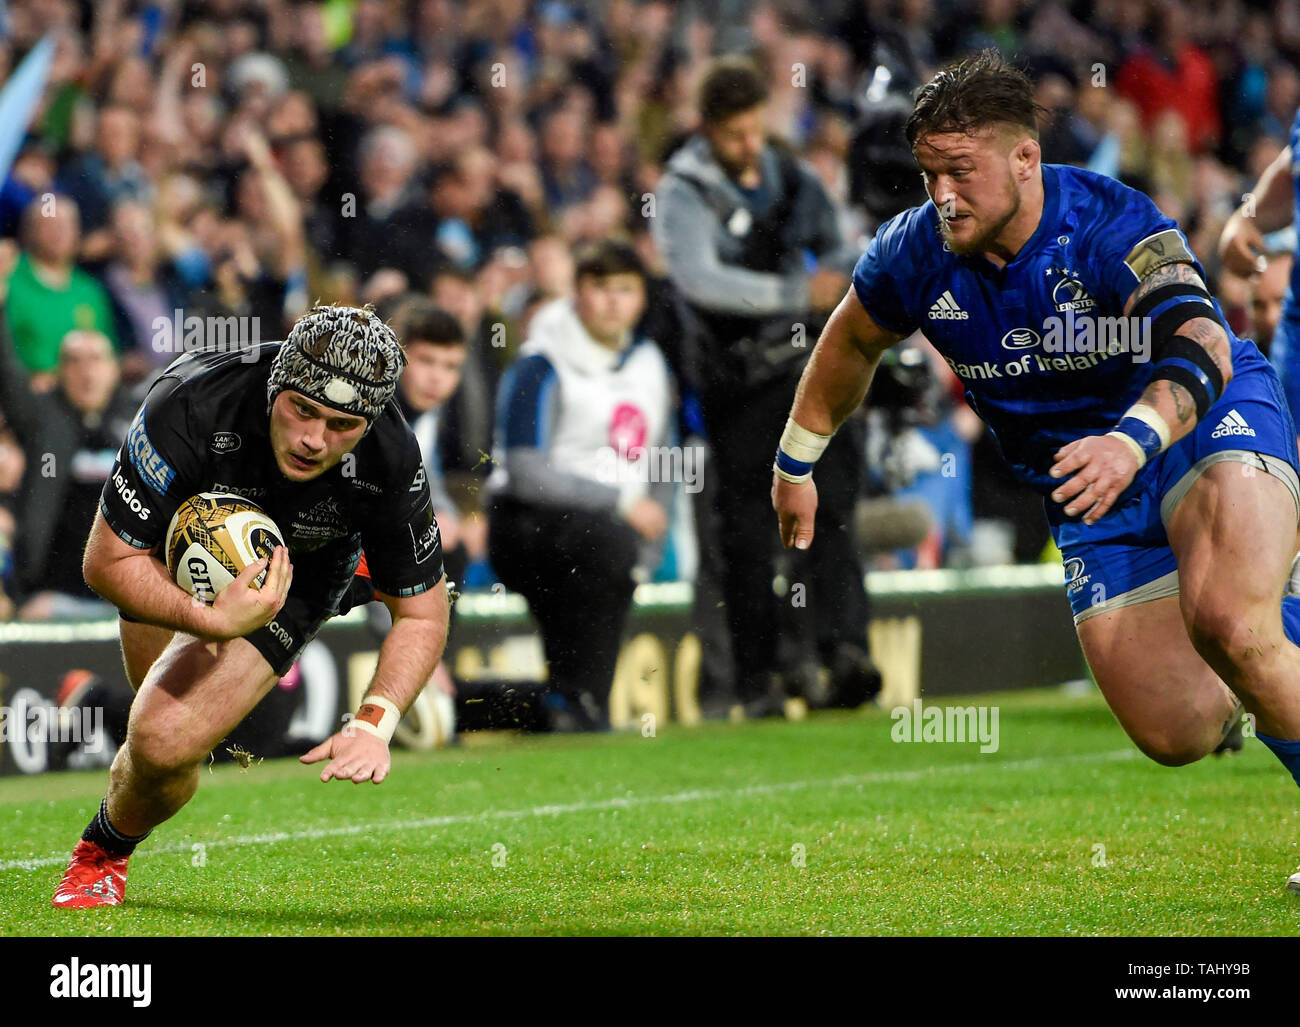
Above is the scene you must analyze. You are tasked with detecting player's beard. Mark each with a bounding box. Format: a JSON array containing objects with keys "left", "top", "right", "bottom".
[{"left": 941, "top": 182, "right": 1022, "bottom": 257}]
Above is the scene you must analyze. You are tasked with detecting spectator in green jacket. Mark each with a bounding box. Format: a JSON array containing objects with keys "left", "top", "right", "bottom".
[{"left": 6, "top": 195, "right": 118, "bottom": 384}]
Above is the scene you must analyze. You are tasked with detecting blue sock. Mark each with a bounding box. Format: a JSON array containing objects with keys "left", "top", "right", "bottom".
[
  {"left": 1283, "top": 595, "right": 1300, "bottom": 647},
  {"left": 1254, "top": 597, "right": 1300, "bottom": 785},
  {"left": 1257, "top": 732, "right": 1300, "bottom": 787}
]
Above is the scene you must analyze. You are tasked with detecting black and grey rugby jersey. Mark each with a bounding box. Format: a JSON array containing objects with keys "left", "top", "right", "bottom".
[{"left": 100, "top": 342, "right": 443, "bottom": 600}]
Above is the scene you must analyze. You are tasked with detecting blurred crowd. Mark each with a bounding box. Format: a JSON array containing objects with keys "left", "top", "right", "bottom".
[{"left": 1, "top": 0, "right": 1299, "bottom": 625}]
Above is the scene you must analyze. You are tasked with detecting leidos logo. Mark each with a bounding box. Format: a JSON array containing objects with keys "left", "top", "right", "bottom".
[
  {"left": 113, "top": 472, "right": 151, "bottom": 521},
  {"left": 1001, "top": 328, "right": 1041, "bottom": 350},
  {"left": 50, "top": 958, "right": 151, "bottom": 1007}
]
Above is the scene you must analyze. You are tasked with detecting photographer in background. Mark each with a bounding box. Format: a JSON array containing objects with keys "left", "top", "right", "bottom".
[{"left": 654, "top": 57, "right": 879, "bottom": 717}]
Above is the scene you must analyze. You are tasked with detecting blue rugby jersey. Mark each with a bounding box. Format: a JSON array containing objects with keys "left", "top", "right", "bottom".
[
  {"left": 852, "top": 164, "right": 1269, "bottom": 497},
  {"left": 1267, "top": 106, "right": 1300, "bottom": 419}
]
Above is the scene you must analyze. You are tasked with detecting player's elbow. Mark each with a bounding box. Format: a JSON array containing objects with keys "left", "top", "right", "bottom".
[
  {"left": 82, "top": 536, "right": 109, "bottom": 597},
  {"left": 82, "top": 555, "right": 118, "bottom": 604},
  {"left": 81, "top": 516, "right": 124, "bottom": 599}
]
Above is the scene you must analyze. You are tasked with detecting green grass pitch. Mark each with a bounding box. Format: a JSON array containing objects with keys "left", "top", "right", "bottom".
[{"left": 3, "top": 687, "right": 1297, "bottom": 936}]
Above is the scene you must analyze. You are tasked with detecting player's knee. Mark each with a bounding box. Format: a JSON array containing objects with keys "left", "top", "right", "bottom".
[
  {"left": 1183, "top": 601, "right": 1266, "bottom": 673},
  {"left": 1133, "top": 730, "right": 1209, "bottom": 767},
  {"left": 126, "top": 719, "right": 206, "bottom": 778}
]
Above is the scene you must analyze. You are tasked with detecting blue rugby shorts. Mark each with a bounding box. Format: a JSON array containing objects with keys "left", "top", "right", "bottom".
[{"left": 1052, "top": 363, "right": 1300, "bottom": 624}]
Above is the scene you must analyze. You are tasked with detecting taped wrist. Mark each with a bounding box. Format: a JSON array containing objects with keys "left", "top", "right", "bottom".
[
  {"left": 1108, "top": 404, "right": 1171, "bottom": 470},
  {"left": 1131, "top": 282, "right": 1227, "bottom": 420},
  {"left": 774, "top": 418, "right": 831, "bottom": 483},
  {"left": 349, "top": 695, "right": 400, "bottom": 743},
  {"left": 1106, "top": 429, "right": 1147, "bottom": 468}
]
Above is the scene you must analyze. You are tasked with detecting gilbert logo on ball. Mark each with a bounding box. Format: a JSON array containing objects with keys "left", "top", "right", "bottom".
[{"left": 165, "top": 493, "right": 285, "bottom": 604}]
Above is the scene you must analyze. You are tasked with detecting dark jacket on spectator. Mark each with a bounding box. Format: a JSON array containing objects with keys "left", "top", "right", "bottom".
[
  {"left": 0, "top": 322, "right": 137, "bottom": 598},
  {"left": 335, "top": 190, "right": 444, "bottom": 291}
]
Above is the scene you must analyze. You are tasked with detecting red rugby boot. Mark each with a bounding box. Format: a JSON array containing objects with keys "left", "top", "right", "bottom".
[{"left": 52, "top": 840, "right": 129, "bottom": 908}]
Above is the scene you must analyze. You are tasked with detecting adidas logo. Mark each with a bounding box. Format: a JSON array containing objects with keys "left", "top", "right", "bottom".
[
  {"left": 928, "top": 290, "right": 969, "bottom": 320},
  {"left": 1210, "top": 408, "right": 1256, "bottom": 439}
]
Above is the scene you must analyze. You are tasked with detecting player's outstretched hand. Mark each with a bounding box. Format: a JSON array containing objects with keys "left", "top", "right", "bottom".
[
  {"left": 1049, "top": 435, "right": 1140, "bottom": 526},
  {"left": 205, "top": 545, "right": 293, "bottom": 640},
  {"left": 300, "top": 728, "right": 391, "bottom": 785},
  {"left": 773, "top": 474, "right": 818, "bottom": 549},
  {"left": 1219, "top": 211, "right": 1267, "bottom": 278}
]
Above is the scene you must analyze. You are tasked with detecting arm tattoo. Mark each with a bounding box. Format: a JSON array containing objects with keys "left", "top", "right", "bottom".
[
  {"left": 1124, "top": 261, "right": 1203, "bottom": 311},
  {"left": 1181, "top": 318, "right": 1231, "bottom": 381},
  {"left": 1125, "top": 261, "right": 1232, "bottom": 382},
  {"left": 1138, "top": 380, "right": 1196, "bottom": 425}
]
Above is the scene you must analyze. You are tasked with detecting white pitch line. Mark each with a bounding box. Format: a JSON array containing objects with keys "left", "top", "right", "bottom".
[{"left": 0, "top": 748, "right": 1137, "bottom": 872}]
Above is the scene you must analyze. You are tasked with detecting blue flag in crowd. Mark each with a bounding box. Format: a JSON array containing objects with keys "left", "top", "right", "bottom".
[{"left": 0, "top": 33, "right": 55, "bottom": 187}]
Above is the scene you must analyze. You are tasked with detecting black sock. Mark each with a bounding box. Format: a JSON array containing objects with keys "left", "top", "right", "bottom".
[{"left": 81, "top": 796, "right": 150, "bottom": 857}]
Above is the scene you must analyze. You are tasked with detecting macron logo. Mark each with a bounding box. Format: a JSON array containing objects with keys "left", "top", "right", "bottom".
[
  {"left": 1210, "top": 409, "right": 1256, "bottom": 439},
  {"left": 50, "top": 958, "right": 151, "bottom": 1007},
  {"left": 928, "top": 291, "right": 968, "bottom": 320}
]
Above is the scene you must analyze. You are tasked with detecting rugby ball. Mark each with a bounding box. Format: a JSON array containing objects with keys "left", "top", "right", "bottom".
[{"left": 165, "top": 492, "right": 285, "bottom": 604}]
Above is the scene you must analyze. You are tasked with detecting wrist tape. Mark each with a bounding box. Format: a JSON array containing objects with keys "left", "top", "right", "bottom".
[
  {"left": 350, "top": 695, "right": 401, "bottom": 743},
  {"left": 774, "top": 418, "right": 831, "bottom": 483},
  {"left": 1107, "top": 404, "right": 1172, "bottom": 470}
]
